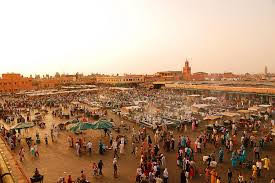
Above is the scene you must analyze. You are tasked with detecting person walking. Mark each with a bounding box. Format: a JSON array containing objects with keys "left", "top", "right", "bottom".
[
  {"left": 50, "top": 128, "right": 54, "bottom": 142},
  {"left": 210, "top": 169, "right": 217, "bottom": 183},
  {"left": 131, "top": 142, "right": 136, "bottom": 155},
  {"left": 19, "top": 147, "right": 25, "bottom": 162},
  {"left": 114, "top": 146, "right": 119, "bottom": 159},
  {"left": 227, "top": 168, "right": 232, "bottom": 183},
  {"left": 180, "top": 170, "right": 186, "bottom": 183},
  {"left": 30, "top": 145, "right": 35, "bottom": 158},
  {"left": 254, "top": 145, "right": 260, "bottom": 160},
  {"left": 67, "top": 175, "right": 73, "bottom": 183},
  {"left": 87, "top": 141, "right": 92, "bottom": 156},
  {"left": 238, "top": 173, "right": 244, "bottom": 183},
  {"left": 256, "top": 159, "right": 262, "bottom": 177},
  {"left": 119, "top": 142, "right": 124, "bottom": 154},
  {"left": 80, "top": 170, "right": 86, "bottom": 182},
  {"left": 98, "top": 160, "right": 103, "bottom": 175},
  {"left": 44, "top": 134, "right": 48, "bottom": 145},
  {"left": 113, "top": 158, "right": 118, "bottom": 178},
  {"left": 163, "top": 168, "right": 168, "bottom": 183},
  {"left": 34, "top": 144, "right": 39, "bottom": 157},
  {"left": 252, "top": 165, "right": 257, "bottom": 179},
  {"left": 262, "top": 155, "right": 271, "bottom": 171},
  {"left": 92, "top": 162, "right": 98, "bottom": 176},
  {"left": 218, "top": 148, "right": 224, "bottom": 163},
  {"left": 155, "top": 175, "right": 163, "bottom": 183},
  {"left": 205, "top": 166, "right": 210, "bottom": 183},
  {"left": 76, "top": 142, "right": 80, "bottom": 156}
]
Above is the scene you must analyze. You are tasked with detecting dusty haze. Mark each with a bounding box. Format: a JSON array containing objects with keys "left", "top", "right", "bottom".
[{"left": 0, "top": 0, "right": 274, "bottom": 75}]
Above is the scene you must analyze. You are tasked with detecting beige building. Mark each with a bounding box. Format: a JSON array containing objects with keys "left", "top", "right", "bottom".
[{"left": 96, "top": 75, "right": 145, "bottom": 84}]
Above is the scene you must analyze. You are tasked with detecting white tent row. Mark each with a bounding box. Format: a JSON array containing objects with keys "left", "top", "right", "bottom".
[
  {"left": 26, "top": 88, "right": 98, "bottom": 96},
  {"left": 258, "top": 104, "right": 272, "bottom": 108},
  {"left": 202, "top": 97, "right": 217, "bottom": 101},
  {"left": 109, "top": 87, "right": 134, "bottom": 91}
]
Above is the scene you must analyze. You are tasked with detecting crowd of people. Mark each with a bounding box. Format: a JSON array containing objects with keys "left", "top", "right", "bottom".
[{"left": 0, "top": 87, "right": 274, "bottom": 183}]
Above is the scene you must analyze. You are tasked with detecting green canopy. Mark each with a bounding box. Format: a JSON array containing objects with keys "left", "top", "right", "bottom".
[
  {"left": 11, "top": 122, "right": 35, "bottom": 130},
  {"left": 70, "top": 120, "right": 113, "bottom": 132},
  {"left": 92, "top": 119, "right": 113, "bottom": 130},
  {"left": 70, "top": 122, "right": 94, "bottom": 132}
]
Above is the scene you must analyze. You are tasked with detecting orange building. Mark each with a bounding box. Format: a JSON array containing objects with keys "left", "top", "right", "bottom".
[
  {"left": 155, "top": 71, "right": 182, "bottom": 81},
  {"left": 33, "top": 75, "right": 77, "bottom": 90},
  {"left": 0, "top": 73, "right": 32, "bottom": 93},
  {"left": 192, "top": 72, "right": 208, "bottom": 81},
  {"left": 183, "top": 59, "right": 191, "bottom": 80},
  {"left": 223, "top": 72, "right": 236, "bottom": 79},
  {"left": 96, "top": 75, "right": 144, "bottom": 84}
]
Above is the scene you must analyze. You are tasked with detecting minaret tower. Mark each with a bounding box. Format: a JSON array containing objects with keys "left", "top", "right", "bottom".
[{"left": 183, "top": 59, "right": 191, "bottom": 80}]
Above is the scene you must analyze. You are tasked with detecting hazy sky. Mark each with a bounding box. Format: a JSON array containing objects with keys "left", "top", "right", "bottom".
[{"left": 0, "top": 0, "right": 274, "bottom": 76}]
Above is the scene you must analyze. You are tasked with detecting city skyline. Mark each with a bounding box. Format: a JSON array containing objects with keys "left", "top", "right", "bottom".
[
  {"left": 0, "top": 0, "right": 275, "bottom": 76},
  {"left": 0, "top": 62, "right": 273, "bottom": 77}
]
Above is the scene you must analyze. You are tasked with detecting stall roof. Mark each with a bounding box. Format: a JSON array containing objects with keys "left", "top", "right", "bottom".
[
  {"left": 202, "top": 97, "right": 217, "bottom": 101},
  {"left": 123, "top": 106, "right": 141, "bottom": 110},
  {"left": 258, "top": 104, "right": 272, "bottom": 108},
  {"left": 248, "top": 106, "right": 262, "bottom": 112},
  {"left": 109, "top": 87, "right": 134, "bottom": 91},
  {"left": 192, "top": 104, "right": 210, "bottom": 109},
  {"left": 238, "top": 110, "right": 250, "bottom": 113},
  {"left": 220, "top": 112, "right": 240, "bottom": 117},
  {"left": 71, "top": 101, "right": 80, "bottom": 105},
  {"left": 203, "top": 115, "right": 222, "bottom": 120}
]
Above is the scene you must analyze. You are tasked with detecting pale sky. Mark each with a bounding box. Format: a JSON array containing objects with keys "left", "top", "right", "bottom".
[{"left": 0, "top": 0, "right": 274, "bottom": 76}]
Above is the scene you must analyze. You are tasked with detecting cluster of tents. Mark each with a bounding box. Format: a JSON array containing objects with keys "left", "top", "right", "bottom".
[{"left": 10, "top": 119, "right": 113, "bottom": 133}]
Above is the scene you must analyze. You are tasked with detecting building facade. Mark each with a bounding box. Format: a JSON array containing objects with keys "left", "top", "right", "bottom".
[
  {"left": 33, "top": 75, "right": 77, "bottom": 90},
  {"left": 155, "top": 71, "right": 182, "bottom": 81},
  {"left": 192, "top": 72, "right": 208, "bottom": 81},
  {"left": 96, "top": 75, "right": 145, "bottom": 84},
  {"left": 0, "top": 73, "right": 32, "bottom": 93}
]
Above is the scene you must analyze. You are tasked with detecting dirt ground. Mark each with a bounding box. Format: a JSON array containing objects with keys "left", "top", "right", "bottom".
[{"left": 1, "top": 108, "right": 274, "bottom": 183}]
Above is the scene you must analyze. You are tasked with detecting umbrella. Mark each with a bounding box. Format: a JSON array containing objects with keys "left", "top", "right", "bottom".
[
  {"left": 70, "top": 122, "right": 94, "bottom": 132},
  {"left": 92, "top": 119, "right": 113, "bottom": 130},
  {"left": 11, "top": 122, "right": 35, "bottom": 130}
]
